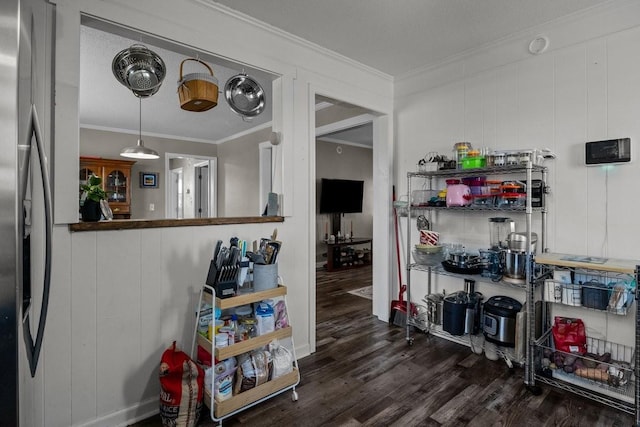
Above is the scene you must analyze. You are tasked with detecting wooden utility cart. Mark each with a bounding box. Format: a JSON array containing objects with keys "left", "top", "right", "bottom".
[{"left": 192, "top": 284, "right": 300, "bottom": 426}]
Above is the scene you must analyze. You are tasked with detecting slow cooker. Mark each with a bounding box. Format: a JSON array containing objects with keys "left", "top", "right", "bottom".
[{"left": 482, "top": 296, "right": 522, "bottom": 347}]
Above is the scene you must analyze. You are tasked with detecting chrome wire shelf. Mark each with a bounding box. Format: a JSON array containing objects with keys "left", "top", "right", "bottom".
[
  {"left": 533, "top": 329, "right": 635, "bottom": 412},
  {"left": 409, "top": 263, "right": 530, "bottom": 291},
  {"left": 408, "top": 164, "right": 547, "bottom": 179},
  {"left": 408, "top": 204, "right": 545, "bottom": 213}
]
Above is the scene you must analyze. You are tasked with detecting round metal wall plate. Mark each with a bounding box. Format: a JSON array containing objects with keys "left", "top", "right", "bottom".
[{"left": 224, "top": 73, "right": 266, "bottom": 118}]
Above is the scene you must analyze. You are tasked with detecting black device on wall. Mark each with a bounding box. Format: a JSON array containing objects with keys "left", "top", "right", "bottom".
[
  {"left": 585, "top": 138, "right": 631, "bottom": 165},
  {"left": 319, "top": 178, "right": 364, "bottom": 236}
]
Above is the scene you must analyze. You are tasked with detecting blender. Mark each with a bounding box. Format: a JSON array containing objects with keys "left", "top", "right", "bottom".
[
  {"left": 489, "top": 217, "right": 514, "bottom": 250},
  {"left": 482, "top": 217, "right": 515, "bottom": 279}
]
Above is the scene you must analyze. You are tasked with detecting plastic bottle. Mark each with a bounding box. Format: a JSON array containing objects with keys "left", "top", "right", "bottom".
[
  {"left": 198, "top": 303, "right": 213, "bottom": 337},
  {"left": 229, "top": 314, "right": 239, "bottom": 340}
]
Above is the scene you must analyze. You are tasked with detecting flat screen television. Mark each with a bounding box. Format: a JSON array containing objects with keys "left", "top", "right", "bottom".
[{"left": 319, "top": 178, "right": 364, "bottom": 213}]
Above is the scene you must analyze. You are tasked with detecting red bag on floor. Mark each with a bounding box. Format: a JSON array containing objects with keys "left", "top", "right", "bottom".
[
  {"left": 159, "top": 341, "right": 204, "bottom": 427},
  {"left": 552, "top": 316, "right": 587, "bottom": 354}
]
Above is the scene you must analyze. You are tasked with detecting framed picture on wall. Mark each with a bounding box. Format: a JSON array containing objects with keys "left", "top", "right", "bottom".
[{"left": 140, "top": 172, "right": 159, "bottom": 188}]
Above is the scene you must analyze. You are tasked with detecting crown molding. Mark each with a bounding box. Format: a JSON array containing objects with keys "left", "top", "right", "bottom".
[
  {"left": 193, "top": 0, "right": 392, "bottom": 82},
  {"left": 214, "top": 121, "right": 273, "bottom": 144},
  {"left": 80, "top": 124, "right": 218, "bottom": 144},
  {"left": 396, "top": 0, "right": 637, "bottom": 83},
  {"left": 80, "top": 121, "right": 273, "bottom": 145}
]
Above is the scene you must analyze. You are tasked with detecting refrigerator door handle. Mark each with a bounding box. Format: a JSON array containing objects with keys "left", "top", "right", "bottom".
[{"left": 22, "top": 103, "right": 53, "bottom": 377}]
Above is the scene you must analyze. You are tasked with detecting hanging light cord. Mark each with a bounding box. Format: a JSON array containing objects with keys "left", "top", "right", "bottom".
[{"left": 138, "top": 97, "right": 142, "bottom": 143}]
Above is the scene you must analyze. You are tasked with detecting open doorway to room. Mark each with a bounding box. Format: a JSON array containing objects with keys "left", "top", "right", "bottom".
[
  {"left": 314, "top": 95, "right": 376, "bottom": 327},
  {"left": 165, "top": 153, "right": 217, "bottom": 219}
]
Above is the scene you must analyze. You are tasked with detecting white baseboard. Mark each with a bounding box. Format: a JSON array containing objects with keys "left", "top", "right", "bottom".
[
  {"left": 295, "top": 343, "right": 311, "bottom": 359},
  {"left": 74, "top": 397, "right": 158, "bottom": 427}
]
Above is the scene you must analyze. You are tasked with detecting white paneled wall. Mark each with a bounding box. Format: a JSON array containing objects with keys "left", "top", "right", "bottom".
[
  {"left": 47, "top": 223, "right": 308, "bottom": 427},
  {"left": 395, "top": 2, "right": 640, "bottom": 363},
  {"left": 40, "top": 0, "right": 394, "bottom": 425},
  {"left": 396, "top": 12, "right": 640, "bottom": 261}
]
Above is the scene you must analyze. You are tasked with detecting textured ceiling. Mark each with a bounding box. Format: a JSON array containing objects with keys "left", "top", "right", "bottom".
[
  {"left": 212, "top": 0, "right": 611, "bottom": 76},
  {"left": 81, "top": 1, "right": 611, "bottom": 145}
]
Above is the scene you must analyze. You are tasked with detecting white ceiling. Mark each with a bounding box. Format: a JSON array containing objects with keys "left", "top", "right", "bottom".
[
  {"left": 212, "top": 0, "right": 611, "bottom": 77},
  {"left": 80, "top": 1, "right": 612, "bottom": 146}
]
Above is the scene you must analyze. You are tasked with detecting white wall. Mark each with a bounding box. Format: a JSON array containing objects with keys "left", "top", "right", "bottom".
[
  {"left": 315, "top": 141, "right": 373, "bottom": 262},
  {"left": 41, "top": 0, "right": 640, "bottom": 425},
  {"left": 80, "top": 128, "right": 219, "bottom": 220},
  {"left": 39, "top": 1, "right": 393, "bottom": 426},
  {"left": 395, "top": 1, "right": 640, "bottom": 351}
]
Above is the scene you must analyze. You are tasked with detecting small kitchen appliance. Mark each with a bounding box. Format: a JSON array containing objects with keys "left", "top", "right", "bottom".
[
  {"left": 488, "top": 217, "right": 514, "bottom": 250},
  {"left": 464, "top": 279, "right": 483, "bottom": 335},
  {"left": 483, "top": 296, "right": 523, "bottom": 347},
  {"left": 446, "top": 182, "right": 472, "bottom": 207},
  {"left": 503, "top": 232, "right": 538, "bottom": 284}
]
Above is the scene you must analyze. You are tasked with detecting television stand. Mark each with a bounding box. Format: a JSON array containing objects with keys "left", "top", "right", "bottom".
[{"left": 324, "top": 238, "right": 372, "bottom": 272}]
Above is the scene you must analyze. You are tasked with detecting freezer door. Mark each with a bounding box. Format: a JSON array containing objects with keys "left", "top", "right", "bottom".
[
  {"left": 18, "top": 0, "right": 55, "bottom": 378},
  {"left": 0, "top": 0, "right": 54, "bottom": 424},
  {"left": 0, "top": 1, "right": 21, "bottom": 424}
]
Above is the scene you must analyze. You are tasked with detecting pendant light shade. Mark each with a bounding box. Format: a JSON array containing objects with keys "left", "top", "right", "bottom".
[
  {"left": 120, "top": 139, "right": 159, "bottom": 159},
  {"left": 120, "top": 98, "right": 159, "bottom": 160}
]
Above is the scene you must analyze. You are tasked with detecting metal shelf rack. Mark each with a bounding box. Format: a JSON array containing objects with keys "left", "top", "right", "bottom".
[
  {"left": 528, "top": 253, "right": 640, "bottom": 424},
  {"left": 404, "top": 161, "right": 548, "bottom": 374}
]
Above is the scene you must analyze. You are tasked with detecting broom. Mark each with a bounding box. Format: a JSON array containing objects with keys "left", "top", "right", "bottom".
[{"left": 389, "top": 185, "right": 412, "bottom": 327}]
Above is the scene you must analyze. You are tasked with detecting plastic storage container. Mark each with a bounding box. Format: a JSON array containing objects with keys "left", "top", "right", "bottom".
[
  {"left": 472, "top": 194, "right": 495, "bottom": 207},
  {"left": 461, "top": 156, "right": 486, "bottom": 169},
  {"left": 497, "top": 193, "right": 526, "bottom": 209},
  {"left": 581, "top": 281, "right": 609, "bottom": 310}
]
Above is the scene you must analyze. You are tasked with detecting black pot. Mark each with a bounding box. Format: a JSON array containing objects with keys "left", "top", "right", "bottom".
[{"left": 81, "top": 199, "right": 102, "bottom": 222}]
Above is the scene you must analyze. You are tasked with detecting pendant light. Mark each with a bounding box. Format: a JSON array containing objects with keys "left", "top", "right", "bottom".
[{"left": 120, "top": 97, "right": 159, "bottom": 160}]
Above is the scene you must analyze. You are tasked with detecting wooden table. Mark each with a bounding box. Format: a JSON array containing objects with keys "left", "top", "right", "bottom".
[{"left": 325, "top": 238, "right": 372, "bottom": 272}]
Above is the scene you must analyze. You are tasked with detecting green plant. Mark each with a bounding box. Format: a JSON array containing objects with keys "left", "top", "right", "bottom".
[{"left": 80, "top": 174, "right": 107, "bottom": 203}]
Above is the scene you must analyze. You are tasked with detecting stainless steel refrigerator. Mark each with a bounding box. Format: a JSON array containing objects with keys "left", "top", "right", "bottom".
[{"left": 0, "top": 0, "right": 54, "bottom": 424}]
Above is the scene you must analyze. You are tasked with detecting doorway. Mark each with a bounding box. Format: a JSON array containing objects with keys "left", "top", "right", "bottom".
[
  {"left": 314, "top": 95, "right": 375, "bottom": 324},
  {"left": 169, "top": 168, "right": 183, "bottom": 219},
  {"left": 165, "top": 153, "right": 217, "bottom": 219}
]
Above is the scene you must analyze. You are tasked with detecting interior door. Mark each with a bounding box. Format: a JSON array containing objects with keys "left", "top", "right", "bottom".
[{"left": 195, "top": 164, "right": 209, "bottom": 218}]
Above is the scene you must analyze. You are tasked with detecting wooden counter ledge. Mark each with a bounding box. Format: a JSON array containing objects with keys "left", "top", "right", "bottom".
[{"left": 68, "top": 216, "right": 284, "bottom": 232}]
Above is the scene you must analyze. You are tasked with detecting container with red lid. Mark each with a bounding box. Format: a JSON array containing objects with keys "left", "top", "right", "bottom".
[
  {"left": 497, "top": 193, "right": 526, "bottom": 209},
  {"left": 500, "top": 180, "right": 526, "bottom": 193}
]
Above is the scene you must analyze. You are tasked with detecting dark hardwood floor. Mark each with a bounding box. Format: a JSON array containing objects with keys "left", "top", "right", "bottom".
[{"left": 133, "top": 265, "right": 634, "bottom": 426}]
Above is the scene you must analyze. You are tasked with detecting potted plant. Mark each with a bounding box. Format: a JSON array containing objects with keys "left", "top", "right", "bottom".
[{"left": 80, "top": 174, "right": 107, "bottom": 221}]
